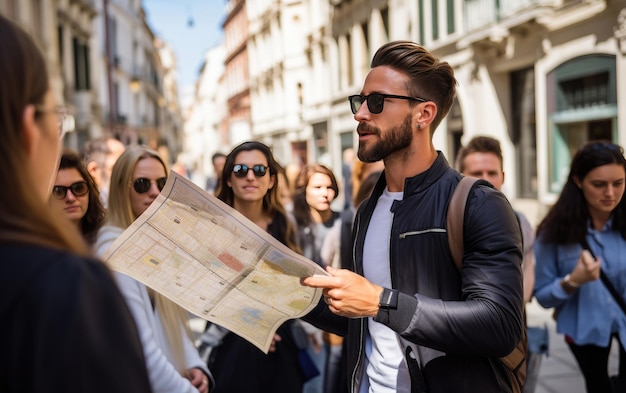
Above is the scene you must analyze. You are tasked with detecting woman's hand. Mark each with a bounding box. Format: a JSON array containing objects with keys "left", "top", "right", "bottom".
[
  {"left": 268, "top": 333, "right": 282, "bottom": 352},
  {"left": 186, "top": 367, "right": 209, "bottom": 393},
  {"left": 568, "top": 249, "right": 601, "bottom": 285}
]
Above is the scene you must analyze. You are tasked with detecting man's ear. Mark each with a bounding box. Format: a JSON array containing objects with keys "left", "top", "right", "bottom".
[
  {"left": 414, "top": 101, "right": 438, "bottom": 130},
  {"left": 21, "top": 104, "right": 38, "bottom": 155}
]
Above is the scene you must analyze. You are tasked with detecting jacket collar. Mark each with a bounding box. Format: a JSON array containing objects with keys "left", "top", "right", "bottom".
[
  {"left": 401, "top": 151, "right": 451, "bottom": 197},
  {"left": 361, "top": 151, "right": 453, "bottom": 219}
]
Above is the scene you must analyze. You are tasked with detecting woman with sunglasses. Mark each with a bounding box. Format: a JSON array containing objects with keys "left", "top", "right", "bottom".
[
  {"left": 95, "top": 145, "right": 213, "bottom": 393},
  {"left": 205, "top": 141, "right": 307, "bottom": 393},
  {"left": 0, "top": 15, "right": 151, "bottom": 392},
  {"left": 50, "top": 149, "right": 105, "bottom": 245},
  {"left": 534, "top": 140, "right": 626, "bottom": 392}
]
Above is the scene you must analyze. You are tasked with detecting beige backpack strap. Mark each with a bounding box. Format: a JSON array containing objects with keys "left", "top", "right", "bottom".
[{"left": 446, "top": 176, "right": 479, "bottom": 271}]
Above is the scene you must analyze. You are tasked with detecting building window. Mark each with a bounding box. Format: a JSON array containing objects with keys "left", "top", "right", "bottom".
[
  {"left": 73, "top": 38, "right": 91, "bottom": 91},
  {"left": 511, "top": 67, "right": 537, "bottom": 199},
  {"left": 546, "top": 55, "right": 617, "bottom": 193},
  {"left": 380, "top": 7, "right": 389, "bottom": 40},
  {"left": 447, "top": 0, "right": 455, "bottom": 34},
  {"left": 418, "top": 0, "right": 425, "bottom": 44},
  {"left": 447, "top": 98, "right": 463, "bottom": 161},
  {"left": 431, "top": 0, "right": 439, "bottom": 40}
]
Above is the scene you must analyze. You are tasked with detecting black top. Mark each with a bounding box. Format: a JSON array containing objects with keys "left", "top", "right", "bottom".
[
  {"left": 209, "top": 212, "right": 305, "bottom": 393},
  {"left": 0, "top": 243, "right": 152, "bottom": 393}
]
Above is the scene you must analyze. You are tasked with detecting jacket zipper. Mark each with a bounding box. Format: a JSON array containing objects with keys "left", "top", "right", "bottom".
[{"left": 399, "top": 228, "right": 446, "bottom": 239}]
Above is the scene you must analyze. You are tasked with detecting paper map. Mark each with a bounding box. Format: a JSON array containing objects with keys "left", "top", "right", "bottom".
[{"left": 101, "top": 171, "right": 327, "bottom": 353}]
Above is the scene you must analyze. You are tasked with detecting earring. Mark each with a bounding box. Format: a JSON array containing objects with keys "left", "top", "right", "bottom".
[{"left": 417, "top": 124, "right": 421, "bottom": 129}]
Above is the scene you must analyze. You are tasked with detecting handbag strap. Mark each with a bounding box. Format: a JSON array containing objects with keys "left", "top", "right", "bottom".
[{"left": 580, "top": 238, "right": 626, "bottom": 316}]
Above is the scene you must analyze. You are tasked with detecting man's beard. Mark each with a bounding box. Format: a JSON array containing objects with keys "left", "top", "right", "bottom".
[{"left": 357, "top": 114, "right": 413, "bottom": 163}]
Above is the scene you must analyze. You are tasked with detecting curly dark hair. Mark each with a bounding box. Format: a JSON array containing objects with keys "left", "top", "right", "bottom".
[{"left": 57, "top": 149, "right": 106, "bottom": 244}]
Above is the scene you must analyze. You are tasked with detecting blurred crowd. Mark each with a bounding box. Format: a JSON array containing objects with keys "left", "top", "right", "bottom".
[{"left": 3, "top": 13, "right": 626, "bottom": 393}]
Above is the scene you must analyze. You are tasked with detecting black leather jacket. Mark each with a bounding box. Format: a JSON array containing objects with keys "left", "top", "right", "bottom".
[{"left": 305, "top": 152, "right": 524, "bottom": 393}]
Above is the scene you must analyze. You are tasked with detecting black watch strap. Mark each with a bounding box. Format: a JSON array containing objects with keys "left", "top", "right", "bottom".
[{"left": 378, "top": 288, "right": 399, "bottom": 310}]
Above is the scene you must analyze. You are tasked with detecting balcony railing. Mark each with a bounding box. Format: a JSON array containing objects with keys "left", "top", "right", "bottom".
[{"left": 464, "top": 0, "right": 557, "bottom": 31}]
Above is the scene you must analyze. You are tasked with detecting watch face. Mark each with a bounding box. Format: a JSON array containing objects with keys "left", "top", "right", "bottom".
[{"left": 379, "top": 288, "right": 398, "bottom": 309}]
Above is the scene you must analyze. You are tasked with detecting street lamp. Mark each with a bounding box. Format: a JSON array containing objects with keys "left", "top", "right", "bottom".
[{"left": 130, "top": 77, "right": 141, "bottom": 93}]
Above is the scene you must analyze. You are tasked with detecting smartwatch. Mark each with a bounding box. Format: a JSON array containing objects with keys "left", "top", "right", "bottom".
[{"left": 379, "top": 288, "right": 399, "bottom": 310}]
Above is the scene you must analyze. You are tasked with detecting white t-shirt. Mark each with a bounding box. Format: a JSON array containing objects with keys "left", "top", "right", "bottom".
[{"left": 360, "top": 188, "right": 410, "bottom": 393}]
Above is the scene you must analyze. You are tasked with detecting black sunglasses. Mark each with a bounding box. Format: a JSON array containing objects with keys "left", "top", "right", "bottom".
[
  {"left": 133, "top": 177, "right": 167, "bottom": 193},
  {"left": 52, "top": 181, "right": 89, "bottom": 199},
  {"left": 232, "top": 164, "right": 269, "bottom": 178},
  {"left": 348, "top": 93, "right": 427, "bottom": 114}
]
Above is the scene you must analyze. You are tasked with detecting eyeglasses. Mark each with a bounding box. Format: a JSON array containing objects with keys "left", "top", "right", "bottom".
[
  {"left": 52, "top": 181, "right": 89, "bottom": 199},
  {"left": 232, "top": 164, "right": 269, "bottom": 178},
  {"left": 34, "top": 105, "right": 70, "bottom": 139},
  {"left": 133, "top": 177, "right": 167, "bottom": 193},
  {"left": 348, "top": 93, "right": 427, "bottom": 115}
]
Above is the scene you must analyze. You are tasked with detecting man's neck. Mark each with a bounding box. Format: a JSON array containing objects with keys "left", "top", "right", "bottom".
[{"left": 383, "top": 141, "right": 437, "bottom": 193}]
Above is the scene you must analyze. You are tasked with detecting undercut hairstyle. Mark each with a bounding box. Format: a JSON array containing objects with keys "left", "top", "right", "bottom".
[{"left": 371, "top": 40, "right": 457, "bottom": 132}]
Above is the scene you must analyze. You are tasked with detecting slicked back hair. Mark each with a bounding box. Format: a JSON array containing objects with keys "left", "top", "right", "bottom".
[{"left": 371, "top": 41, "right": 457, "bottom": 133}]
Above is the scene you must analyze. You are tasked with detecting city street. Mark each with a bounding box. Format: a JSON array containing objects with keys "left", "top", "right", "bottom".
[
  {"left": 528, "top": 299, "right": 619, "bottom": 393},
  {"left": 191, "top": 299, "right": 620, "bottom": 393}
]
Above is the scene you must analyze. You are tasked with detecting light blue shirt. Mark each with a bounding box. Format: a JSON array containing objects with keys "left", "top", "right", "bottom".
[{"left": 534, "top": 218, "right": 626, "bottom": 348}]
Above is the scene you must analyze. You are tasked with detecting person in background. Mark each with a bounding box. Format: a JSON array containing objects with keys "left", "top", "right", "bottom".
[
  {"left": 207, "top": 141, "right": 306, "bottom": 393},
  {"left": 351, "top": 159, "right": 385, "bottom": 201},
  {"left": 534, "top": 141, "right": 626, "bottom": 393},
  {"left": 81, "top": 136, "right": 125, "bottom": 207},
  {"left": 0, "top": 14, "right": 151, "bottom": 392},
  {"left": 342, "top": 148, "right": 355, "bottom": 209},
  {"left": 456, "top": 135, "right": 542, "bottom": 393},
  {"left": 50, "top": 149, "right": 106, "bottom": 245},
  {"left": 205, "top": 152, "right": 226, "bottom": 194},
  {"left": 293, "top": 164, "right": 341, "bottom": 268},
  {"left": 302, "top": 40, "right": 523, "bottom": 393},
  {"left": 95, "top": 145, "right": 212, "bottom": 393},
  {"left": 276, "top": 162, "right": 294, "bottom": 212},
  {"left": 320, "top": 169, "right": 382, "bottom": 393},
  {"left": 293, "top": 164, "right": 342, "bottom": 393}
]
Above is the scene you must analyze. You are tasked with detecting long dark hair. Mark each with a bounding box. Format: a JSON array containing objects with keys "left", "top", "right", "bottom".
[
  {"left": 217, "top": 141, "right": 300, "bottom": 252},
  {"left": 0, "top": 15, "right": 88, "bottom": 255},
  {"left": 56, "top": 149, "right": 106, "bottom": 244},
  {"left": 537, "top": 141, "right": 626, "bottom": 244}
]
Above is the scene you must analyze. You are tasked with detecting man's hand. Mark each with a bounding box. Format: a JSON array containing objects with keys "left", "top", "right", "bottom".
[{"left": 302, "top": 266, "right": 383, "bottom": 318}]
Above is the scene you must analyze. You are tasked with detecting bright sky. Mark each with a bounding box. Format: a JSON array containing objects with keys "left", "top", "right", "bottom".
[{"left": 143, "top": 0, "right": 224, "bottom": 98}]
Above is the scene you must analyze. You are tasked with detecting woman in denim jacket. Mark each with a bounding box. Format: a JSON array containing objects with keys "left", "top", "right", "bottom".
[{"left": 534, "top": 141, "right": 626, "bottom": 392}]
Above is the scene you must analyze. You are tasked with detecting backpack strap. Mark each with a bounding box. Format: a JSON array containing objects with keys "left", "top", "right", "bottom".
[
  {"left": 446, "top": 176, "right": 527, "bottom": 393},
  {"left": 446, "top": 176, "right": 479, "bottom": 270}
]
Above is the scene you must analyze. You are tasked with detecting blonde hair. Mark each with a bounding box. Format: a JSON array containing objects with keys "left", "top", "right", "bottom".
[
  {"left": 351, "top": 160, "right": 384, "bottom": 203},
  {"left": 107, "top": 145, "right": 191, "bottom": 371}
]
